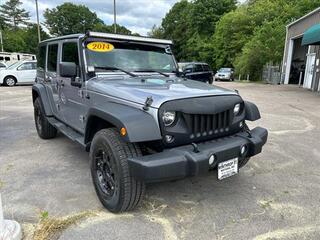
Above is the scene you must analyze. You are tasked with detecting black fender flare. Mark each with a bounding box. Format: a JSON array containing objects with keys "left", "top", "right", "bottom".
[
  {"left": 32, "top": 84, "right": 53, "bottom": 116},
  {"left": 244, "top": 101, "right": 261, "bottom": 121},
  {"left": 85, "top": 103, "right": 162, "bottom": 143}
]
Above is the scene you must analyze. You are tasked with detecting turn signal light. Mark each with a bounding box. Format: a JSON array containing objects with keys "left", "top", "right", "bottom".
[{"left": 120, "top": 127, "right": 127, "bottom": 136}]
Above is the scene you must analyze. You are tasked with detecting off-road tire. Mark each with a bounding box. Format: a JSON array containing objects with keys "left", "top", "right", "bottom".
[
  {"left": 239, "top": 123, "right": 250, "bottom": 168},
  {"left": 89, "top": 128, "right": 145, "bottom": 213},
  {"left": 34, "top": 98, "right": 57, "bottom": 139},
  {"left": 3, "top": 76, "right": 17, "bottom": 86}
]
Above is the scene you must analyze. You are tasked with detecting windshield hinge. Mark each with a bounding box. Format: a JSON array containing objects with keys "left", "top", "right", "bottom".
[{"left": 143, "top": 96, "right": 153, "bottom": 111}]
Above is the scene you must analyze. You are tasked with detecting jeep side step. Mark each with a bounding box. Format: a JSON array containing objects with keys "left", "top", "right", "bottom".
[{"left": 47, "top": 117, "right": 86, "bottom": 148}]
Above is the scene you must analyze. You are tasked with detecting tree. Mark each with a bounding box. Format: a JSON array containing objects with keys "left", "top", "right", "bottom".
[
  {"left": 160, "top": 0, "right": 193, "bottom": 61},
  {"left": 93, "top": 23, "right": 132, "bottom": 35},
  {"left": 0, "top": 0, "right": 30, "bottom": 28},
  {"left": 211, "top": 7, "right": 253, "bottom": 69},
  {"left": 22, "top": 24, "right": 49, "bottom": 53},
  {"left": 215, "top": 0, "right": 320, "bottom": 80},
  {"left": 44, "top": 3, "right": 103, "bottom": 36},
  {"left": 190, "top": 0, "right": 237, "bottom": 36},
  {"left": 148, "top": 25, "right": 164, "bottom": 38}
]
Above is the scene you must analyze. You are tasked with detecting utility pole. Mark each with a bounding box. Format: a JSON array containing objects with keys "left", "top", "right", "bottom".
[
  {"left": 113, "top": 0, "right": 117, "bottom": 34},
  {"left": 0, "top": 31, "right": 3, "bottom": 52},
  {"left": 35, "top": 0, "right": 41, "bottom": 42}
]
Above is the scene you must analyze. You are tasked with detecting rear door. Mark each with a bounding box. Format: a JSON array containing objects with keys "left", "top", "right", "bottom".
[
  {"left": 193, "top": 64, "right": 206, "bottom": 82},
  {"left": 202, "top": 64, "right": 212, "bottom": 83},
  {"left": 45, "top": 43, "right": 63, "bottom": 119}
]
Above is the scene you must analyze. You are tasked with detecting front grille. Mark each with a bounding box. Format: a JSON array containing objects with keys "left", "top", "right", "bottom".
[{"left": 183, "top": 110, "right": 231, "bottom": 139}]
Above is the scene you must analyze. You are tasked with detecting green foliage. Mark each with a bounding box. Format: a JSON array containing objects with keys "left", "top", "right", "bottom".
[
  {"left": 40, "top": 210, "right": 49, "bottom": 220},
  {"left": 190, "top": 0, "right": 237, "bottom": 36},
  {"left": 234, "top": 19, "right": 286, "bottom": 80},
  {"left": 43, "top": 2, "right": 133, "bottom": 36},
  {"left": 94, "top": 23, "right": 132, "bottom": 35},
  {"left": 44, "top": 3, "right": 103, "bottom": 36},
  {"left": 2, "top": 25, "right": 48, "bottom": 53},
  {"left": 211, "top": 7, "right": 253, "bottom": 69},
  {"left": 212, "top": 0, "right": 320, "bottom": 80},
  {"left": 151, "top": 0, "right": 235, "bottom": 62},
  {"left": 160, "top": 0, "right": 193, "bottom": 60},
  {"left": 0, "top": 0, "right": 30, "bottom": 28},
  {"left": 148, "top": 25, "right": 164, "bottom": 39},
  {"left": 152, "top": 0, "right": 320, "bottom": 80}
]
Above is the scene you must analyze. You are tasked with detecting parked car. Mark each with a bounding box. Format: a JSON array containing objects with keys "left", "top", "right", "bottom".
[
  {"left": 0, "top": 62, "right": 7, "bottom": 70},
  {"left": 215, "top": 68, "right": 234, "bottom": 81},
  {"left": 179, "top": 62, "right": 214, "bottom": 84},
  {"left": 0, "top": 60, "right": 37, "bottom": 86},
  {"left": 32, "top": 32, "right": 268, "bottom": 213}
]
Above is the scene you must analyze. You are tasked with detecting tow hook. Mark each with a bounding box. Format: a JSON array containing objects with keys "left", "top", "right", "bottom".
[{"left": 245, "top": 129, "right": 252, "bottom": 138}]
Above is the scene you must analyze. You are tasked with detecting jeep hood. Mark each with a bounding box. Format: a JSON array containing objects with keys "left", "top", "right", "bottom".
[{"left": 86, "top": 76, "right": 238, "bottom": 108}]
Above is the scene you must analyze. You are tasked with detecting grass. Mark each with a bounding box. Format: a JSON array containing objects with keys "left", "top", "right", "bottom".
[{"left": 32, "top": 211, "right": 96, "bottom": 240}]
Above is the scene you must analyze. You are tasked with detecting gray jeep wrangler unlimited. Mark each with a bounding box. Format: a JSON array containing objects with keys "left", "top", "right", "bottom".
[{"left": 32, "top": 32, "right": 268, "bottom": 213}]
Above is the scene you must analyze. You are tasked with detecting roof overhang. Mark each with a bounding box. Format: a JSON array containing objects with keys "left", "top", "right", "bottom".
[
  {"left": 287, "top": 7, "right": 320, "bottom": 28},
  {"left": 302, "top": 24, "right": 320, "bottom": 45},
  {"left": 86, "top": 31, "right": 173, "bottom": 45}
]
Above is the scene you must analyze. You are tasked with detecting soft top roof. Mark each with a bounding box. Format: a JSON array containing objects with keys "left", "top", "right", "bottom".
[{"left": 40, "top": 31, "right": 173, "bottom": 45}]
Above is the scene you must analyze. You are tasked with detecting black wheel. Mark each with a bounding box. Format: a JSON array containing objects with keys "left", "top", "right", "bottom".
[
  {"left": 34, "top": 98, "right": 57, "bottom": 139},
  {"left": 3, "top": 76, "right": 16, "bottom": 86},
  {"left": 90, "top": 128, "right": 145, "bottom": 213},
  {"left": 239, "top": 123, "right": 250, "bottom": 168}
]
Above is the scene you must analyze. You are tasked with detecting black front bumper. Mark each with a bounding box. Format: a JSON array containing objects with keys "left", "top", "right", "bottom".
[{"left": 128, "top": 127, "right": 268, "bottom": 183}]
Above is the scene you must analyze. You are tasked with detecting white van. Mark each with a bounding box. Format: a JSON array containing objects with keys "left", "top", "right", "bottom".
[{"left": 0, "top": 52, "right": 36, "bottom": 66}]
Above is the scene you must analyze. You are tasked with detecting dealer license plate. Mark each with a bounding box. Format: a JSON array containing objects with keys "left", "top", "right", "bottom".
[{"left": 218, "top": 158, "right": 238, "bottom": 180}]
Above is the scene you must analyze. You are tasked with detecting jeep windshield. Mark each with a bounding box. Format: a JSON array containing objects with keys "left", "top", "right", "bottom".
[{"left": 84, "top": 40, "right": 177, "bottom": 74}]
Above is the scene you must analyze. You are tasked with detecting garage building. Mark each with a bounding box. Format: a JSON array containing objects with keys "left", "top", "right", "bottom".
[{"left": 282, "top": 7, "right": 320, "bottom": 93}]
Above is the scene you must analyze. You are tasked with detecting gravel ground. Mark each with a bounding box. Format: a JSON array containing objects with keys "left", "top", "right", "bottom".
[{"left": 0, "top": 82, "right": 320, "bottom": 240}]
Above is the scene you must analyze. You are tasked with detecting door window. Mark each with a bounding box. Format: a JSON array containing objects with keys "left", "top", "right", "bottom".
[
  {"left": 47, "top": 44, "right": 58, "bottom": 72},
  {"left": 62, "top": 42, "right": 80, "bottom": 77},
  {"left": 17, "top": 62, "right": 36, "bottom": 70},
  {"left": 38, "top": 45, "right": 46, "bottom": 70},
  {"left": 184, "top": 64, "right": 193, "bottom": 73},
  {"left": 194, "top": 64, "right": 203, "bottom": 72},
  {"left": 62, "top": 42, "right": 79, "bottom": 64}
]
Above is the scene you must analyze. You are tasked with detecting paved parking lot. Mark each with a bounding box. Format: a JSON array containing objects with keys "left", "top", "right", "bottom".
[{"left": 1, "top": 82, "right": 320, "bottom": 240}]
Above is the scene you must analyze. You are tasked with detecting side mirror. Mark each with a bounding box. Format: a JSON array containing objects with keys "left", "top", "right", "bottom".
[{"left": 60, "top": 62, "right": 77, "bottom": 78}]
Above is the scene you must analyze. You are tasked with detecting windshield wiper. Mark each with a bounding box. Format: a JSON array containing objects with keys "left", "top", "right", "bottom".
[
  {"left": 94, "top": 66, "right": 137, "bottom": 77},
  {"left": 133, "top": 69, "right": 170, "bottom": 77}
]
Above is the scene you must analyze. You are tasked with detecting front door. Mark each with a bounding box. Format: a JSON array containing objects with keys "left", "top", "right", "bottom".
[
  {"left": 303, "top": 53, "right": 316, "bottom": 89},
  {"left": 58, "top": 40, "right": 87, "bottom": 133}
]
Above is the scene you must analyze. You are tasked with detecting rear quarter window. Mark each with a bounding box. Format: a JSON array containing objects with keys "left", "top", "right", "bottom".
[
  {"left": 47, "top": 44, "right": 58, "bottom": 72},
  {"left": 203, "top": 64, "right": 210, "bottom": 71},
  {"left": 38, "top": 45, "right": 46, "bottom": 70}
]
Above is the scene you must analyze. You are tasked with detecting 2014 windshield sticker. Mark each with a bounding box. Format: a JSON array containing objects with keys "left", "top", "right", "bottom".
[{"left": 87, "top": 42, "right": 114, "bottom": 52}]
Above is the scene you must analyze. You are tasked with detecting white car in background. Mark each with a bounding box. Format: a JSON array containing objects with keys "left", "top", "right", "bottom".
[{"left": 0, "top": 60, "right": 37, "bottom": 86}]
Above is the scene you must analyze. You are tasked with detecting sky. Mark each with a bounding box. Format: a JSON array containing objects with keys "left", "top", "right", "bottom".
[{"left": 21, "top": 0, "right": 245, "bottom": 36}]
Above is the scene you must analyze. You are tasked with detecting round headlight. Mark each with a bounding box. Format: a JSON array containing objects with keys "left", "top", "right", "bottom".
[
  {"left": 162, "top": 111, "right": 176, "bottom": 126},
  {"left": 234, "top": 103, "right": 241, "bottom": 115}
]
